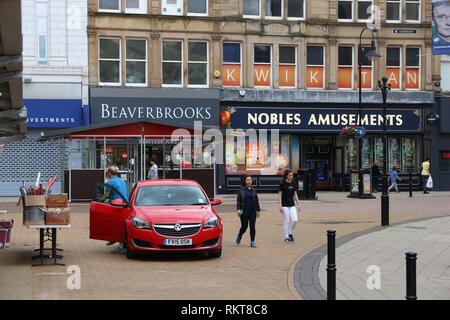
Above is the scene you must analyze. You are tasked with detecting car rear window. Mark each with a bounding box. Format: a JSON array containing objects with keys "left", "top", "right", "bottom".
[{"left": 135, "top": 185, "right": 208, "bottom": 206}]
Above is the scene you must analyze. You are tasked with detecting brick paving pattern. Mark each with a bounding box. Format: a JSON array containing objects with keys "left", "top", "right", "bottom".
[{"left": 0, "top": 191, "right": 449, "bottom": 299}]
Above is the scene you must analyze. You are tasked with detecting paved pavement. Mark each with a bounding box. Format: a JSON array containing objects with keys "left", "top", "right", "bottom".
[
  {"left": 0, "top": 191, "right": 449, "bottom": 300},
  {"left": 318, "top": 216, "right": 450, "bottom": 300}
]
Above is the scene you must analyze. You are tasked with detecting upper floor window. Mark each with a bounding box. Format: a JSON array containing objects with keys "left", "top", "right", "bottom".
[
  {"left": 188, "top": 0, "right": 208, "bottom": 16},
  {"left": 223, "top": 43, "right": 242, "bottom": 87},
  {"left": 406, "top": 0, "right": 420, "bottom": 22},
  {"left": 188, "top": 41, "right": 209, "bottom": 87},
  {"left": 99, "top": 38, "right": 121, "bottom": 85},
  {"left": 386, "top": 0, "right": 401, "bottom": 22},
  {"left": 288, "top": 0, "right": 305, "bottom": 20},
  {"left": 358, "top": 0, "right": 373, "bottom": 21},
  {"left": 306, "top": 45, "right": 325, "bottom": 89},
  {"left": 244, "top": 0, "right": 261, "bottom": 18},
  {"left": 360, "top": 46, "right": 373, "bottom": 89},
  {"left": 386, "top": 47, "right": 401, "bottom": 90},
  {"left": 338, "top": 46, "right": 353, "bottom": 90},
  {"left": 406, "top": 47, "right": 420, "bottom": 90},
  {"left": 338, "top": 0, "right": 353, "bottom": 21},
  {"left": 99, "top": 0, "right": 120, "bottom": 12},
  {"left": 279, "top": 45, "right": 297, "bottom": 88},
  {"left": 36, "top": 0, "right": 48, "bottom": 64},
  {"left": 253, "top": 45, "right": 272, "bottom": 87},
  {"left": 162, "top": 0, "right": 183, "bottom": 16},
  {"left": 162, "top": 40, "right": 183, "bottom": 86},
  {"left": 126, "top": 39, "right": 147, "bottom": 86},
  {"left": 266, "top": 0, "right": 282, "bottom": 19},
  {"left": 125, "top": 0, "right": 147, "bottom": 14}
]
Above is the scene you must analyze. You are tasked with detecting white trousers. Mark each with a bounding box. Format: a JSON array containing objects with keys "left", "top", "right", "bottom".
[{"left": 282, "top": 206, "right": 298, "bottom": 238}]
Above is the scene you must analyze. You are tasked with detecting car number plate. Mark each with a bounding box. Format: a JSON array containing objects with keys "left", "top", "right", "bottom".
[{"left": 164, "top": 238, "right": 192, "bottom": 246}]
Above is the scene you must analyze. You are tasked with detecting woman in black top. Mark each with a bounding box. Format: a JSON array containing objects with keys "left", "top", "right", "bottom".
[
  {"left": 278, "top": 170, "right": 301, "bottom": 244},
  {"left": 236, "top": 175, "right": 261, "bottom": 248}
]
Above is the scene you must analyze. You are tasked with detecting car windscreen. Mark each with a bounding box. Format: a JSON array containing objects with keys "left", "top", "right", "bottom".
[{"left": 135, "top": 185, "right": 208, "bottom": 206}]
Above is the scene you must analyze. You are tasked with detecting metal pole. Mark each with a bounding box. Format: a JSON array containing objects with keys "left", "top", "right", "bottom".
[
  {"left": 409, "top": 172, "right": 413, "bottom": 198},
  {"left": 406, "top": 252, "right": 417, "bottom": 300},
  {"left": 381, "top": 175, "right": 389, "bottom": 226},
  {"left": 358, "top": 41, "right": 363, "bottom": 198},
  {"left": 327, "top": 230, "right": 336, "bottom": 300}
]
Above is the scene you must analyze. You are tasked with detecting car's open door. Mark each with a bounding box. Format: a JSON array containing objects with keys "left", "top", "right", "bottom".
[{"left": 89, "top": 184, "right": 131, "bottom": 243}]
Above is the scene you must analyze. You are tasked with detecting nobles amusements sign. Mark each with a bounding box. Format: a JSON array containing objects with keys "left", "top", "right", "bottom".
[{"left": 220, "top": 106, "right": 423, "bottom": 132}]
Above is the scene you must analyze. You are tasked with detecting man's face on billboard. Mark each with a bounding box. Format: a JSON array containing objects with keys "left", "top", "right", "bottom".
[{"left": 434, "top": 3, "right": 450, "bottom": 40}]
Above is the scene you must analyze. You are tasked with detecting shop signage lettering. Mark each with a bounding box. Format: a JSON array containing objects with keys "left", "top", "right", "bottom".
[
  {"left": 100, "top": 104, "right": 212, "bottom": 121},
  {"left": 221, "top": 107, "right": 422, "bottom": 132},
  {"left": 24, "top": 99, "right": 83, "bottom": 128},
  {"left": 90, "top": 89, "right": 220, "bottom": 126}
]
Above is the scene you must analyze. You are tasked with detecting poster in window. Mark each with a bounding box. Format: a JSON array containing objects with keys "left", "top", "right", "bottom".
[
  {"left": 306, "top": 66, "right": 324, "bottom": 88},
  {"left": 222, "top": 64, "right": 241, "bottom": 87},
  {"left": 254, "top": 64, "right": 271, "bottom": 86},
  {"left": 386, "top": 68, "right": 401, "bottom": 89},
  {"left": 338, "top": 67, "right": 352, "bottom": 89},
  {"left": 361, "top": 67, "right": 372, "bottom": 89},
  {"left": 405, "top": 68, "right": 420, "bottom": 89},
  {"left": 432, "top": 0, "right": 450, "bottom": 55},
  {"left": 279, "top": 65, "right": 296, "bottom": 87}
]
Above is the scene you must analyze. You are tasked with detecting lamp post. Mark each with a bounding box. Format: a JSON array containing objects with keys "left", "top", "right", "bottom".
[
  {"left": 353, "top": 27, "right": 381, "bottom": 198},
  {"left": 378, "top": 77, "right": 391, "bottom": 176}
]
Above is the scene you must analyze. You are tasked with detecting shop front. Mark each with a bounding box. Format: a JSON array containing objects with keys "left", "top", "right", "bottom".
[
  {"left": 41, "top": 87, "right": 220, "bottom": 200},
  {"left": 219, "top": 104, "right": 428, "bottom": 192}
]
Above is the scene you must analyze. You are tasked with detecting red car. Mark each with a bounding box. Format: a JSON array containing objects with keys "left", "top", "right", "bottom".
[{"left": 90, "top": 180, "right": 223, "bottom": 259}]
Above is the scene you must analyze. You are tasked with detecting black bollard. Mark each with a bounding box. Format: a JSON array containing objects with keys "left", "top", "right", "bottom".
[
  {"left": 327, "top": 230, "right": 336, "bottom": 300},
  {"left": 406, "top": 252, "right": 417, "bottom": 300},
  {"left": 409, "top": 172, "right": 413, "bottom": 198},
  {"left": 381, "top": 175, "right": 389, "bottom": 226}
]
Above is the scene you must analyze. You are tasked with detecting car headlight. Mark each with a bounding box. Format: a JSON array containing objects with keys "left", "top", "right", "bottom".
[
  {"left": 203, "top": 215, "right": 218, "bottom": 229},
  {"left": 132, "top": 217, "right": 151, "bottom": 230}
]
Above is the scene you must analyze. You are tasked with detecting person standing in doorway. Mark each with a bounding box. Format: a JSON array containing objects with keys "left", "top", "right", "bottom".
[
  {"left": 421, "top": 158, "right": 431, "bottom": 194},
  {"left": 278, "top": 170, "right": 301, "bottom": 244},
  {"left": 105, "top": 165, "right": 129, "bottom": 248},
  {"left": 388, "top": 166, "right": 401, "bottom": 193},
  {"left": 236, "top": 175, "right": 261, "bottom": 248},
  {"left": 371, "top": 161, "right": 381, "bottom": 192},
  {"left": 148, "top": 158, "right": 158, "bottom": 180}
]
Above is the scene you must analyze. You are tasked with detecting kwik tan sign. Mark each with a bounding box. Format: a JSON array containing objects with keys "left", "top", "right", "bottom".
[
  {"left": 90, "top": 88, "right": 219, "bottom": 126},
  {"left": 220, "top": 106, "right": 423, "bottom": 132}
]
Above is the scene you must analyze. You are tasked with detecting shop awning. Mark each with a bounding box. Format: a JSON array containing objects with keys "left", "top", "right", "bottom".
[{"left": 38, "top": 119, "right": 219, "bottom": 141}]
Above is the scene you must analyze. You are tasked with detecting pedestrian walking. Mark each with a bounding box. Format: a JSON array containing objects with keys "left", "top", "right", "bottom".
[
  {"left": 278, "top": 170, "right": 301, "bottom": 244},
  {"left": 236, "top": 175, "right": 261, "bottom": 248},
  {"left": 148, "top": 158, "right": 159, "bottom": 180},
  {"left": 371, "top": 161, "right": 381, "bottom": 192},
  {"left": 420, "top": 158, "right": 431, "bottom": 194},
  {"left": 388, "top": 166, "right": 401, "bottom": 193}
]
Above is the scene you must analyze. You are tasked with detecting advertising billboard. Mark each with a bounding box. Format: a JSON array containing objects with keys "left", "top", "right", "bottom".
[{"left": 432, "top": 0, "right": 450, "bottom": 55}]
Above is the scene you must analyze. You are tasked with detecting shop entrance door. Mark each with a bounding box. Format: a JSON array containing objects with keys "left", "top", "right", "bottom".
[
  {"left": 126, "top": 138, "right": 142, "bottom": 190},
  {"left": 304, "top": 137, "right": 333, "bottom": 190},
  {"left": 333, "top": 146, "right": 345, "bottom": 191}
]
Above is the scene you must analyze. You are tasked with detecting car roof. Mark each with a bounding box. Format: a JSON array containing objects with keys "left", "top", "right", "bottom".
[{"left": 137, "top": 179, "right": 200, "bottom": 187}]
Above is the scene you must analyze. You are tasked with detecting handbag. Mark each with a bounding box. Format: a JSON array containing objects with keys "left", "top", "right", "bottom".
[{"left": 426, "top": 176, "right": 433, "bottom": 189}]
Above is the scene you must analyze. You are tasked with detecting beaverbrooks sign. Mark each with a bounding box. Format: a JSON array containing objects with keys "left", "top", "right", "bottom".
[
  {"left": 90, "top": 88, "right": 220, "bottom": 127},
  {"left": 220, "top": 106, "right": 423, "bottom": 132}
]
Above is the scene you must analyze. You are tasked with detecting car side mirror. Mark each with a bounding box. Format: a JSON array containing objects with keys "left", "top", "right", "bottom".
[
  {"left": 211, "top": 197, "right": 222, "bottom": 206},
  {"left": 110, "top": 198, "right": 130, "bottom": 208}
]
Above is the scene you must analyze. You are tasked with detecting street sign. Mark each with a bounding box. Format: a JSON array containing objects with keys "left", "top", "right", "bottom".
[{"left": 393, "top": 29, "right": 417, "bottom": 34}]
